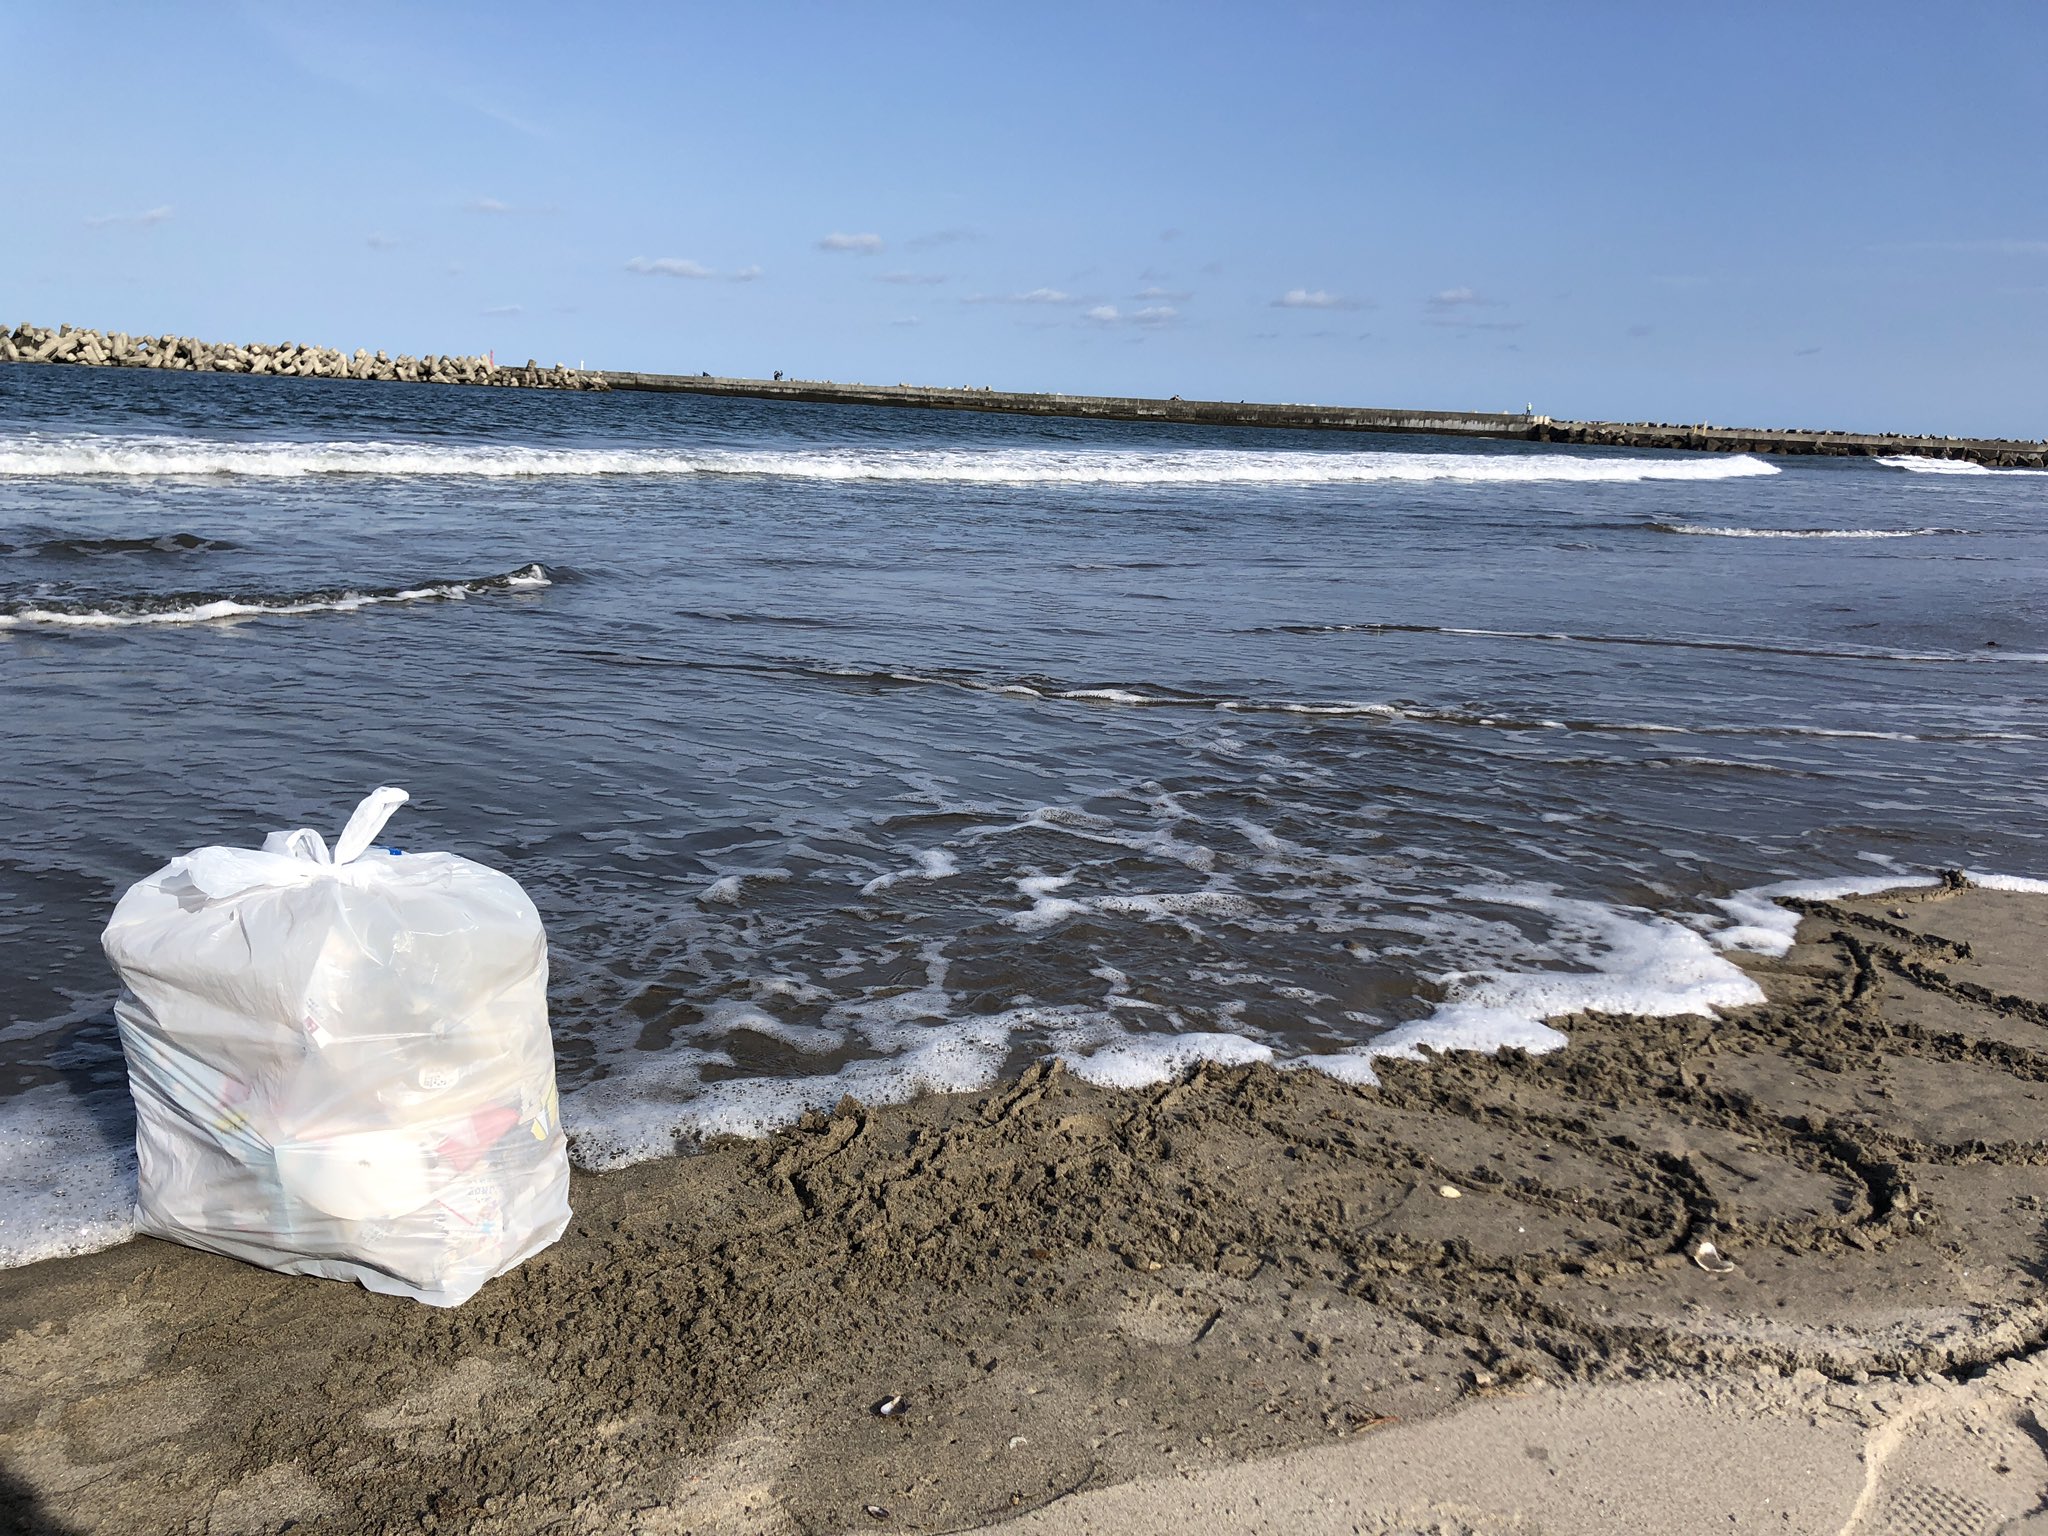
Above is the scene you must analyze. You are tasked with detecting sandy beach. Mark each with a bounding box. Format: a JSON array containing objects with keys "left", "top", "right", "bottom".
[{"left": 2, "top": 878, "right": 2045, "bottom": 1534}]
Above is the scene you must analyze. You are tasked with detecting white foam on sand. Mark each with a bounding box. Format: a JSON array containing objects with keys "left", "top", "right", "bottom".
[
  {"left": 16, "top": 862, "right": 2045, "bottom": 1268},
  {"left": 1060, "top": 1031, "right": 1276, "bottom": 1088},
  {"left": 1311, "top": 888, "right": 1768, "bottom": 1086},
  {"left": 564, "top": 876, "right": 1818, "bottom": 1163},
  {"left": 0, "top": 433, "right": 1783, "bottom": 486},
  {"left": 1707, "top": 874, "right": 1944, "bottom": 955},
  {"left": 1964, "top": 871, "right": 2048, "bottom": 894},
  {"left": 0, "top": 1084, "right": 138, "bottom": 1266}
]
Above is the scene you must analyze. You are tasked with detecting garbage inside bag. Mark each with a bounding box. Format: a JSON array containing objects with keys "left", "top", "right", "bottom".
[{"left": 101, "top": 786, "right": 571, "bottom": 1307}]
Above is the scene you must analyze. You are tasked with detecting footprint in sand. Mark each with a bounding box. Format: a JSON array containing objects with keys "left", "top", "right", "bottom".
[{"left": 1842, "top": 1353, "right": 2048, "bottom": 1536}]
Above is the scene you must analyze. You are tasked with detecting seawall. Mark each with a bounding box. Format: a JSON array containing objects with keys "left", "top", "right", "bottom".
[
  {"left": 602, "top": 371, "right": 1535, "bottom": 440},
  {"left": 602, "top": 371, "right": 2048, "bottom": 467}
]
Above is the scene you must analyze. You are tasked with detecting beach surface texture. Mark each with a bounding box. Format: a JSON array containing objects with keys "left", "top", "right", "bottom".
[{"left": 3, "top": 880, "right": 2046, "bottom": 1534}]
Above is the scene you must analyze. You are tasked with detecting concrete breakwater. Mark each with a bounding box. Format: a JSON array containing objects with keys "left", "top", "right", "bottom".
[
  {"left": 6, "top": 331, "right": 2038, "bottom": 462},
  {"left": 602, "top": 371, "right": 2047, "bottom": 467},
  {"left": 603, "top": 370, "right": 1535, "bottom": 440},
  {"left": 1, "top": 322, "right": 608, "bottom": 391}
]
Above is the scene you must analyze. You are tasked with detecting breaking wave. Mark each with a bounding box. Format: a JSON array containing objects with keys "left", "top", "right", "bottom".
[
  {"left": 1877, "top": 456, "right": 2047, "bottom": 477},
  {"left": 1651, "top": 522, "right": 1970, "bottom": 539},
  {"left": 0, "top": 563, "right": 550, "bottom": 629},
  {"left": 0, "top": 433, "right": 1783, "bottom": 486}
]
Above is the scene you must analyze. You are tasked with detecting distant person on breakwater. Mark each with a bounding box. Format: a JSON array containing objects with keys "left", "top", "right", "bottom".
[{"left": 773, "top": 370, "right": 783, "bottom": 381}]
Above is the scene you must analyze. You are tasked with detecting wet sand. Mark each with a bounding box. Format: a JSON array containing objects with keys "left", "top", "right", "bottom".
[{"left": 2, "top": 880, "right": 2046, "bottom": 1534}]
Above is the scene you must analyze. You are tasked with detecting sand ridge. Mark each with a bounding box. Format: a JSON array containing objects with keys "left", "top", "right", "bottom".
[{"left": 1, "top": 881, "right": 2045, "bottom": 1533}]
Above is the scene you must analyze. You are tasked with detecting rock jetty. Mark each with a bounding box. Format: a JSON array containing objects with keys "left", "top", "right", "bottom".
[
  {"left": 0, "top": 322, "right": 608, "bottom": 391},
  {"left": 1533, "top": 418, "right": 2046, "bottom": 468}
]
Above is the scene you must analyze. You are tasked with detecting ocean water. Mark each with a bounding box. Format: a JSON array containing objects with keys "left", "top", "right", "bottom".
[{"left": 3, "top": 366, "right": 2044, "bottom": 1264}]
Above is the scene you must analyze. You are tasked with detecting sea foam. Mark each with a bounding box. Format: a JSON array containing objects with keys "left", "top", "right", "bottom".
[
  {"left": 1651, "top": 522, "right": 1970, "bottom": 539},
  {"left": 1877, "top": 456, "right": 2048, "bottom": 477},
  {"left": 0, "top": 433, "right": 1782, "bottom": 485},
  {"left": 0, "top": 1083, "right": 138, "bottom": 1267},
  {"left": 7, "top": 865, "right": 2043, "bottom": 1268}
]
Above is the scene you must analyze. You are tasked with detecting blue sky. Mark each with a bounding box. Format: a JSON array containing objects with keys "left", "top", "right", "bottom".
[{"left": 3, "top": 2, "right": 2043, "bottom": 436}]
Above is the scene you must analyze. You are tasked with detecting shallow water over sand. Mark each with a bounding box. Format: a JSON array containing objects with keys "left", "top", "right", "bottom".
[{"left": 2, "top": 366, "right": 2043, "bottom": 1259}]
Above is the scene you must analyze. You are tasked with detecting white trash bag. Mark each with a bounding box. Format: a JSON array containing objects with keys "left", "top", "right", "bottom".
[{"left": 101, "top": 786, "right": 571, "bottom": 1306}]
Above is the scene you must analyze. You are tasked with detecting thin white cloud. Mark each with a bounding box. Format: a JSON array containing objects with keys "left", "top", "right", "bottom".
[
  {"left": 1134, "top": 285, "right": 1192, "bottom": 301},
  {"left": 879, "top": 272, "right": 947, "bottom": 285},
  {"left": 965, "top": 288, "right": 1072, "bottom": 305},
  {"left": 468, "top": 196, "right": 515, "bottom": 214},
  {"left": 889, "top": 316, "right": 921, "bottom": 327},
  {"left": 1427, "top": 286, "right": 1500, "bottom": 311},
  {"left": 482, "top": 304, "right": 524, "bottom": 317},
  {"left": 1087, "top": 304, "right": 1180, "bottom": 327},
  {"left": 628, "top": 256, "right": 714, "bottom": 279},
  {"left": 366, "top": 232, "right": 401, "bottom": 250},
  {"left": 1272, "top": 288, "right": 1362, "bottom": 310},
  {"left": 84, "top": 205, "right": 173, "bottom": 228},
  {"left": 818, "top": 231, "right": 884, "bottom": 254},
  {"left": 627, "top": 257, "right": 762, "bottom": 282}
]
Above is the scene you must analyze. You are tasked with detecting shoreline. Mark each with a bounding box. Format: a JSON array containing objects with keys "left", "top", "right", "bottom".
[{"left": 3, "top": 879, "right": 2046, "bottom": 1532}]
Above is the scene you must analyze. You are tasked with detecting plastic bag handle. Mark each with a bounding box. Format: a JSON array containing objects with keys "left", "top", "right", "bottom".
[
  {"left": 332, "top": 786, "right": 410, "bottom": 865},
  {"left": 273, "top": 828, "right": 330, "bottom": 863}
]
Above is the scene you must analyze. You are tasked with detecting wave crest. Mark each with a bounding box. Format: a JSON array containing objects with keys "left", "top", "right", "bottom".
[
  {"left": 1876, "top": 455, "right": 2046, "bottom": 477},
  {"left": 0, "top": 564, "right": 550, "bottom": 629},
  {"left": 1651, "top": 522, "right": 1969, "bottom": 539},
  {"left": 0, "top": 434, "right": 1783, "bottom": 486}
]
